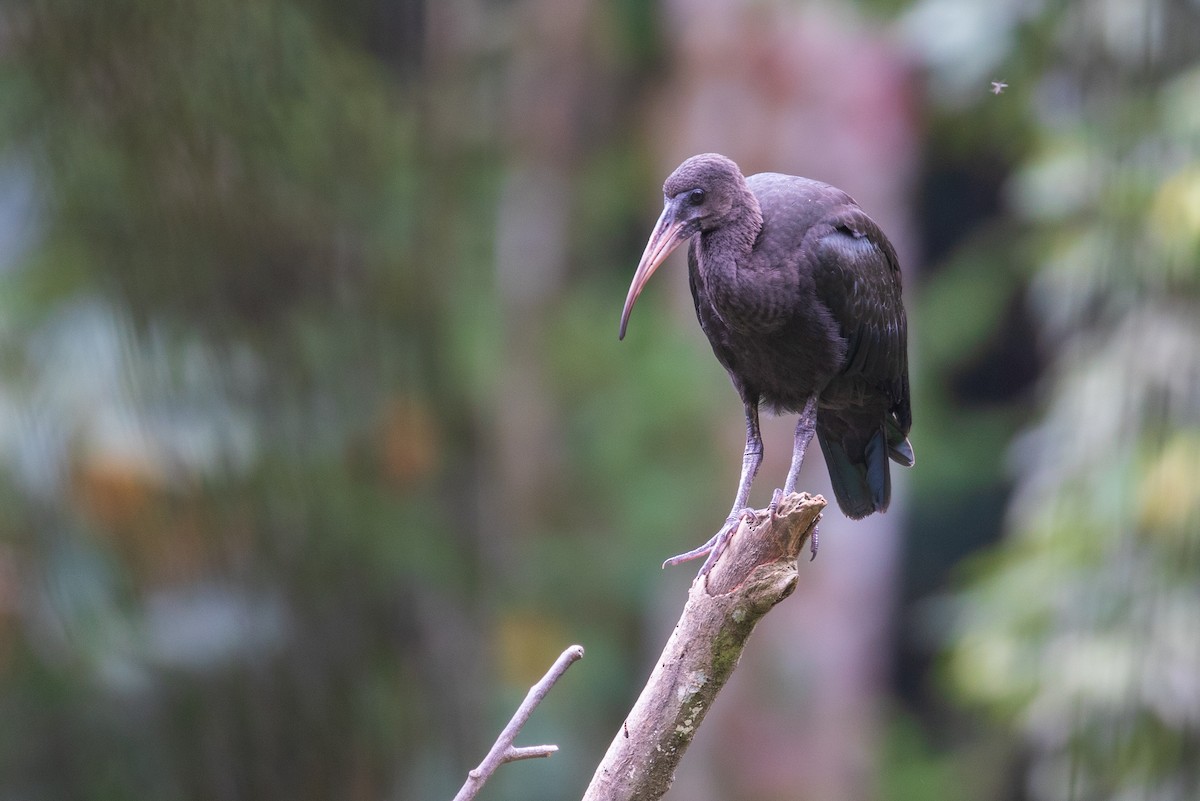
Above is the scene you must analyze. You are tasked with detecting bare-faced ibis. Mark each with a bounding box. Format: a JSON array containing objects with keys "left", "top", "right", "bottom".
[{"left": 620, "top": 153, "right": 913, "bottom": 571}]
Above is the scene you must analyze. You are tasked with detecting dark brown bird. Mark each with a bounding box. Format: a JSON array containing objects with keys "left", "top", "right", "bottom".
[{"left": 620, "top": 153, "right": 913, "bottom": 571}]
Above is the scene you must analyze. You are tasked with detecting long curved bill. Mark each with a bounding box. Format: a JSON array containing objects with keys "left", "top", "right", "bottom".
[{"left": 619, "top": 207, "right": 690, "bottom": 340}]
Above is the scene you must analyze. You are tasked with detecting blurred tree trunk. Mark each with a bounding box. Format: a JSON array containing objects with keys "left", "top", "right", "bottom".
[
  {"left": 647, "top": 2, "right": 919, "bottom": 799},
  {"left": 490, "top": 0, "right": 595, "bottom": 548}
]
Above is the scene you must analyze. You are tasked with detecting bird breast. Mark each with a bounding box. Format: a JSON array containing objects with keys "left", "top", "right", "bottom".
[{"left": 690, "top": 240, "right": 847, "bottom": 412}]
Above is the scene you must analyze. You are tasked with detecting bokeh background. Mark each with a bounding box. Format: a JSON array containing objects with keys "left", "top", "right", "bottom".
[{"left": 1, "top": 0, "right": 1198, "bottom": 799}]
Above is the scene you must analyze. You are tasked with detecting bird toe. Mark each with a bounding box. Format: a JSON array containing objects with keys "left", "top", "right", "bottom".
[{"left": 767, "top": 488, "right": 786, "bottom": 519}]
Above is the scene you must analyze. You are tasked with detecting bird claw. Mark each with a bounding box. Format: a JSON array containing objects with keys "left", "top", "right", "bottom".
[
  {"left": 663, "top": 498, "right": 820, "bottom": 572},
  {"left": 662, "top": 511, "right": 752, "bottom": 575},
  {"left": 661, "top": 532, "right": 720, "bottom": 570},
  {"left": 767, "top": 488, "right": 785, "bottom": 519}
]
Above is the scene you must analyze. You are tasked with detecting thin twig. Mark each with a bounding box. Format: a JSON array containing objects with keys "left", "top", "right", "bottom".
[{"left": 453, "top": 644, "right": 586, "bottom": 801}]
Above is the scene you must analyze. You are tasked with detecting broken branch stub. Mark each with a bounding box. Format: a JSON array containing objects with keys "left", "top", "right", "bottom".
[{"left": 581, "top": 492, "right": 824, "bottom": 801}]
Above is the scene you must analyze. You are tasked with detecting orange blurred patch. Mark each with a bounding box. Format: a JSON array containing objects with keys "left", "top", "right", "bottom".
[
  {"left": 73, "top": 454, "right": 159, "bottom": 529},
  {"left": 378, "top": 397, "right": 440, "bottom": 489},
  {"left": 70, "top": 454, "right": 212, "bottom": 586}
]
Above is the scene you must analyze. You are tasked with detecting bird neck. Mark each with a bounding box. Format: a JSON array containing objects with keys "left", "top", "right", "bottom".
[{"left": 698, "top": 187, "right": 763, "bottom": 280}]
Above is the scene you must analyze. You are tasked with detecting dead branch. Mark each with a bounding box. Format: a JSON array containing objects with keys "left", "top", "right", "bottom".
[
  {"left": 453, "top": 644, "right": 585, "bottom": 801},
  {"left": 581, "top": 492, "right": 825, "bottom": 801}
]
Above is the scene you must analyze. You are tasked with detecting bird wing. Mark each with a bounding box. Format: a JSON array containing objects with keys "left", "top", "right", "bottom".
[{"left": 812, "top": 206, "right": 912, "bottom": 438}]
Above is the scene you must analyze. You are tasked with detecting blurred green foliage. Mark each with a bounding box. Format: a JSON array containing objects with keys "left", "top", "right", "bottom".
[
  {"left": 903, "top": 0, "right": 1200, "bottom": 799},
  {"left": 0, "top": 0, "right": 736, "bottom": 799}
]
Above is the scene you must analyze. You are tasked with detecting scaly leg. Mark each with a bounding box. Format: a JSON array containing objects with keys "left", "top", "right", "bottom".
[
  {"left": 663, "top": 399, "right": 762, "bottom": 572},
  {"left": 771, "top": 395, "right": 820, "bottom": 560},
  {"left": 782, "top": 395, "right": 818, "bottom": 495}
]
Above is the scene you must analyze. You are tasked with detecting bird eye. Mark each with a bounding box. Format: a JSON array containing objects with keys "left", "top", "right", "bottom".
[{"left": 687, "top": 188, "right": 706, "bottom": 206}]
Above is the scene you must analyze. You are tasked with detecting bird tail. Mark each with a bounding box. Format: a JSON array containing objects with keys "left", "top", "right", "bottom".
[
  {"left": 817, "top": 418, "right": 914, "bottom": 520},
  {"left": 885, "top": 408, "right": 914, "bottom": 468}
]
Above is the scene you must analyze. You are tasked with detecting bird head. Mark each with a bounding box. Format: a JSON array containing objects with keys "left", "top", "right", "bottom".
[{"left": 620, "top": 154, "right": 748, "bottom": 339}]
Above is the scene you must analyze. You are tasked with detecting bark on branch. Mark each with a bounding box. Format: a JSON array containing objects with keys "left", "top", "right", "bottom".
[
  {"left": 453, "top": 644, "right": 585, "bottom": 801},
  {"left": 581, "top": 492, "right": 825, "bottom": 801}
]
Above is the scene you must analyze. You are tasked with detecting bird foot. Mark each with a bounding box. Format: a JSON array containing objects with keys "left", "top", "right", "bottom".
[
  {"left": 767, "top": 488, "right": 786, "bottom": 518},
  {"left": 662, "top": 509, "right": 755, "bottom": 575}
]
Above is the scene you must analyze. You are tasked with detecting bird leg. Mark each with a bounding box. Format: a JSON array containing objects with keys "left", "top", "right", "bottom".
[
  {"left": 772, "top": 395, "right": 820, "bottom": 560},
  {"left": 663, "top": 400, "right": 762, "bottom": 573},
  {"left": 782, "top": 395, "right": 818, "bottom": 496}
]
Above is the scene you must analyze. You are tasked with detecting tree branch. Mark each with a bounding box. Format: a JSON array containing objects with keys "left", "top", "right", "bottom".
[
  {"left": 581, "top": 492, "right": 825, "bottom": 801},
  {"left": 453, "top": 644, "right": 585, "bottom": 801}
]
